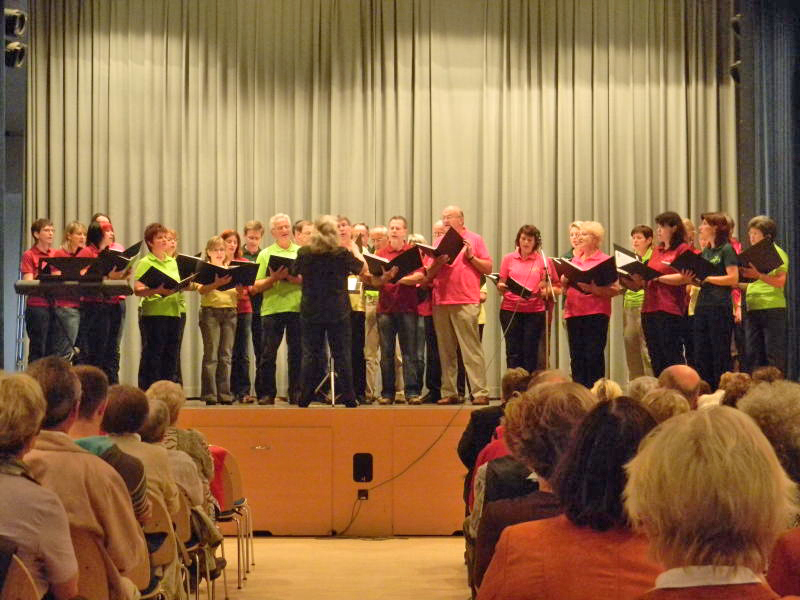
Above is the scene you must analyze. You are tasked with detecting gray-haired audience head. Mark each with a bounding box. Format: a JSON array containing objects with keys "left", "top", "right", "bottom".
[
  {"left": 138, "top": 397, "right": 171, "bottom": 444},
  {"left": 626, "top": 376, "right": 659, "bottom": 402}
]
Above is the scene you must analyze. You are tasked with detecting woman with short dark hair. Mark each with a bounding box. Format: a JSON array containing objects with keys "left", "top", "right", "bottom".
[
  {"left": 496, "top": 225, "right": 560, "bottom": 373},
  {"left": 477, "top": 397, "right": 660, "bottom": 600}
]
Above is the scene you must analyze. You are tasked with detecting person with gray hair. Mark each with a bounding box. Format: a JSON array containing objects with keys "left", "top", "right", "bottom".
[
  {"left": 291, "top": 216, "right": 370, "bottom": 407},
  {"left": 639, "top": 387, "right": 691, "bottom": 423},
  {"left": 252, "top": 212, "right": 303, "bottom": 405},
  {"left": 627, "top": 375, "right": 659, "bottom": 402}
]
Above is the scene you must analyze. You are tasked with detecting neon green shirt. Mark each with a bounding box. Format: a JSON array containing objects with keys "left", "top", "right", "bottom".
[
  {"left": 134, "top": 253, "right": 183, "bottom": 317},
  {"left": 623, "top": 247, "right": 653, "bottom": 310},
  {"left": 746, "top": 244, "right": 788, "bottom": 311},
  {"left": 256, "top": 242, "right": 302, "bottom": 315}
]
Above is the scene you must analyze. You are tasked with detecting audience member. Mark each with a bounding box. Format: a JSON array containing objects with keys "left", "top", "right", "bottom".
[
  {"left": 627, "top": 375, "right": 659, "bottom": 402},
  {"left": 590, "top": 377, "right": 623, "bottom": 402},
  {"left": 658, "top": 364, "right": 702, "bottom": 409},
  {"left": 526, "top": 369, "right": 571, "bottom": 388},
  {"left": 640, "top": 388, "right": 691, "bottom": 423},
  {"left": 146, "top": 380, "right": 217, "bottom": 515},
  {"left": 103, "top": 385, "right": 181, "bottom": 518},
  {"left": 477, "top": 398, "right": 660, "bottom": 600},
  {"left": 473, "top": 382, "right": 594, "bottom": 588},
  {"left": 458, "top": 368, "right": 531, "bottom": 508},
  {"left": 24, "top": 357, "right": 146, "bottom": 599},
  {"left": 70, "top": 365, "right": 151, "bottom": 523},
  {"left": 140, "top": 396, "right": 204, "bottom": 507},
  {"left": 752, "top": 365, "right": 785, "bottom": 384},
  {"left": 0, "top": 372, "right": 79, "bottom": 600},
  {"left": 720, "top": 372, "right": 754, "bottom": 407},
  {"left": 625, "top": 406, "right": 798, "bottom": 599}
]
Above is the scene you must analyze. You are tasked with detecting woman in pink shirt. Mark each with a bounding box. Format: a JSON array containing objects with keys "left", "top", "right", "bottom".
[
  {"left": 497, "top": 225, "right": 560, "bottom": 373},
  {"left": 562, "top": 221, "right": 618, "bottom": 388}
]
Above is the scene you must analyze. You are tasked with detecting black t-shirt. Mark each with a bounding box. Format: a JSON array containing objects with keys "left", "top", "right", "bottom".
[
  {"left": 292, "top": 247, "right": 363, "bottom": 322},
  {"left": 697, "top": 242, "right": 738, "bottom": 308}
]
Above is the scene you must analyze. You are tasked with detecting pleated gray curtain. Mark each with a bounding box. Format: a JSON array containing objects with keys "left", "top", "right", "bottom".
[{"left": 27, "top": 0, "right": 737, "bottom": 394}]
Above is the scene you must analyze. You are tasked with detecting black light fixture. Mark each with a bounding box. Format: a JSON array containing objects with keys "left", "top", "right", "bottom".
[
  {"left": 4, "top": 8, "right": 27, "bottom": 69},
  {"left": 4, "top": 8, "right": 26, "bottom": 37}
]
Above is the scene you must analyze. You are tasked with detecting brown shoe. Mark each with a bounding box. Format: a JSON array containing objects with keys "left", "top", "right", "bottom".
[
  {"left": 437, "top": 396, "right": 463, "bottom": 405},
  {"left": 472, "top": 396, "right": 489, "bottom": 406}
]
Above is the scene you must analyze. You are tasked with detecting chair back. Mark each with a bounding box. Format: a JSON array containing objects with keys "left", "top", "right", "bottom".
[
  {"left": 143, "top": 493, "right": 177, "bottom": 568},
  {"left": 174, "top": 492, "right": 192, "bottom": 545},
  {"left": 70, "top": 527, "right": 110, "bottom": 600},
  {"left": 0, "top": 555, "right": 39, "bottom": 600},
  {"left": 219, "top": 448, "right": 245, "bottom": 512}
]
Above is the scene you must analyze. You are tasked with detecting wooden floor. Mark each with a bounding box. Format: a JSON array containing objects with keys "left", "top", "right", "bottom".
[{"left": 207, "top": 536, "right": 468, "bottom": 600}]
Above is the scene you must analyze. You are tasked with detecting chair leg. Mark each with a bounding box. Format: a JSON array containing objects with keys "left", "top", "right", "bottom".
[
  {"left": 233, "top": 516, "right": 243, "bottom": 587},
  {"left": 219, "top": 540, "right": 229, "bottom": 600}
]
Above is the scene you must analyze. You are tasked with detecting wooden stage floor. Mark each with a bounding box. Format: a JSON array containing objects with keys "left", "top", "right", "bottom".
[{"left": 178, "top": 404, "right": 482, "bottom": 537}]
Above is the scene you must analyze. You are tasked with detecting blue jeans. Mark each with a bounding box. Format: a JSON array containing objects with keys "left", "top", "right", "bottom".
[
  {"left": 231, "top": 312, "right": 253, "bottom": 398},
  {"left": 53, "top": 306, "right": 80, "bottom": 360},
  {"left": 377, "top": 312, "right": 420, "bottom": 398}
]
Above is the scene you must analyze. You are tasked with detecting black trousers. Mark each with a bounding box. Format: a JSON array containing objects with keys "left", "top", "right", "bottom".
[
  {"left": 499, "top": 310, "right": 545, "bottom": 373},
  {"left": 138, "top": 315, "right": 181, "bottom": 390},
  {"left": 231, "top": 312, "right": 253, "bottom": 398},
  {"left": 350, "top": 311, "right": 366, "bottom": 399},
  {"left": 423, "top": 315, "right": 441, "bottom": 402},
  {"left": 642, "top": 311, "right": 686, "bottom": 376},
  {"left": 566, "top": 314, "right": 609, "bottom": 388},
  {"left": 681, "top": 315, "right": 695, "bottom": 368},
  {"left": 299, "top": 315, "right": 356, "bottom": 406},
  {"left": 256, "top": 312, "right": 301, "bottom": 401},
  {"left": 745, "top": 307, "right": 787, "bottom": 374},
  {"left": 693, "top": 305, "right": 733, "bottom": 390},
  {"left": 81, "top": 302, "right": 124, "bottom": 384}
]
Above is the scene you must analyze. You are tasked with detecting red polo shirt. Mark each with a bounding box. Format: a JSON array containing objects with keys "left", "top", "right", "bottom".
[
  {"left": 20, "top": 245, "right": 55, "bottom": 308},
  {"left": 642, "top": 243, "right": 691, "bottom": 316},
  {"left": 563, "top": 250, "right": 613, "bottom": 318},
  {"left": 499, "top": 250, "right": 558, "bottom": 313},
  {"left": 432, "top": 228, "right": 491, "bottom": 306},
  {"left": 376, "top": 243, "right": 421, "bottom": 314}
]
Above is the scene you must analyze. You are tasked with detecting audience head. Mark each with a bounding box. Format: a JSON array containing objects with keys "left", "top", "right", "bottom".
[
  {"left": 658, "top": 365, "right": 701, "bottom": 408},
  {"left": 640, "top": 388, "right": 690, "bottom": 423},
  {"left": 0, "top": 373, "right": 46, "bottom": 458},
  {"left": 145, "top": 380, "right": 186, "bottom": 426},
  {"left": 26, "top": 357, "right": 81, "bottom": 430},
  {"left": 700, "top": 212, "right": 731, "bottom": 248},
  {"left": 310, "top": 215, "right": 340, "bottom": 254},
  {"left": 719, "top": 371, "right": 753, "bottom": 407},
  {"left": 738, "top": 381, "right": 800, "bottom": 484},
  {"left": 500, "top": 368, "right": 532, "bottom": 403},
  {"left": 625, "top": 406, "right": 798, "bottom": 572},
  {"left": 654, "top": 212, "right": 687, "bottom": 250},
  {"left": 553, "top": 397, "right": 656, "bottom": 531},
  {"left": 591, "top": 378, "right": 623, "bottom": 402},
  {"left": 72, "top": 365, "right": 109, "bottom": 421},
  {"left": 504, "top": 382, "right": 595, "bottom": 481},
  {"left": 527, "top": 369, "right": 571, "bottom": 388},
  {"left": 139, "top": 398, "right": 171, "bottom": 444},
  {"left": 751, "top": 365, "right": 784, "bottom": 384},
  {"left": 101, "top": 385, "right": 149, "bottom": 435},
  {"left": 626, "top": 376, "right": 659, "bottom": 402}
]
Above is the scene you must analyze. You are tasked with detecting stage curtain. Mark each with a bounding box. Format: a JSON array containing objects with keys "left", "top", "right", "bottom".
[{"left": 27, "top": 0, "right": 736, "bottom": 394}]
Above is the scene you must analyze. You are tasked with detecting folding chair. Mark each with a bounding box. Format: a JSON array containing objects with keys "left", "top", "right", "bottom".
[
  {"left": 70, "top": 527, "right": 111, "bottom": 600},
  {"left": 215, "top": 448, "right": 255, "bottom": 590},
  {"left": 0, "top": 555, "right": 38, "bottom": 600}
]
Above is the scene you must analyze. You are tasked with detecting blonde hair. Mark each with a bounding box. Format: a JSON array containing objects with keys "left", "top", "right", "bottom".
[
  {"left": 627, "top": 376, "right": 659, "bottom": 402},
  {"left": 408, "top": 233, "right": 427, "bottom": 245},
  {"left": 591, "top": 378, "right": 622, "bottom": 402},
  {"left": 580, "top": 221, "right": 605, "bottom": 244},
  {"left": 243, "top": 220, "right": 264, "bottom": 235},
  {"left": 308, "top": 215, "right": 339, "bottom": 254},
  {"left": 568, "top": 221, "right": 584, "bottom": 232},
  {"left": 504, "top": 382, "right": 595, "bottom": 479},
  {"left": 640, "top": 388, "right": 690, "bottom": 423},
  {"left": 62, "top": 220, "right": 87, "bottom": 250},
  {"left": 146, "top": 380, "right": 186, "bottom": 425},
  {"left": 0, "top": 373, "right": 46, "bottom": 456},
  {"left": 625, "top": 406, "right": 798, "bottom": 572},
  {"left": 139, "top": 398, "right": 170, "bottom": 444},
  {"left": 738, "top": 381, "right": 800, "bottom": 483},
  {"left": 204, "top": 235, "right": 226, "bottom": 262}
]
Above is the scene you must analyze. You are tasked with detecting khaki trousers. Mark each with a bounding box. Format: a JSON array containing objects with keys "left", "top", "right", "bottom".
[
  {"left": 433, "top": 303, "right": 488, "bottom": 398},
  {"left": 623, "top": 305, "right": 653, "bottom": 380}
]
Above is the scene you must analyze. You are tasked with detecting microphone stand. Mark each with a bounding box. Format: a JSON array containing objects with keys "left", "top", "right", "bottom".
[{"left": 540, "top": 249, "right": 557, "bottom": 369}]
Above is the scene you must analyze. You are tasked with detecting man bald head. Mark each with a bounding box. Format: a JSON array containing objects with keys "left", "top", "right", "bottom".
[{"left": 658, "top": 365, "right": 702, "bottom": 409}]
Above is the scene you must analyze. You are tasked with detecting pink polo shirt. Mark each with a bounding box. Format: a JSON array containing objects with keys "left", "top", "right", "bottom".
[
  {"left": 432, "top": 228, "right": 491, "bottom": 306},
  {"left": 563, "top": 250, "right": 613, "bottom": 318},
  {"left": 20, "top": 245, "right": 56, "bottom": 308},
  {"left": 499, "top": 250, "right": 558, "bottom": 313},
  {"left": 642, "top": 243, "right": 690, "bottom": 316}
]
